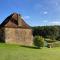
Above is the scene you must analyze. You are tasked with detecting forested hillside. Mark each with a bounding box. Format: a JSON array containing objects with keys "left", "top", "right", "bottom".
[{"left": 32, "top": 26, "right": 60, "bottom": 41}]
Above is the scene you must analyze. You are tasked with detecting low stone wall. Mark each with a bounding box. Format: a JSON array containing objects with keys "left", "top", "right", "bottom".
[{"left": 5, "top": 28, "right": 33, "bottom": 46}]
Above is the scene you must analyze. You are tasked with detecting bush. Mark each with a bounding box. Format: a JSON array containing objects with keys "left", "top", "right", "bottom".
[
  {"left": 33, "top": 36, "right": 44, "bottom": 48},
  {"left": 47, "top": 43, "right": 54, "bottom": 48},
  {"left": 53, "top": 41, "right": 60, "bottom": 47},
  {"left": 46, "top": 41, "right": 60, "bottom": 48}
]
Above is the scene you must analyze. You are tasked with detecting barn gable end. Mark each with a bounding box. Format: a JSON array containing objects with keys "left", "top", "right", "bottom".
[
  {"left": 0, "top": 13, "right": 30, "bottom": 28},
  {"left": 0, "top": 13, "right": 33, "bottom": 46}
]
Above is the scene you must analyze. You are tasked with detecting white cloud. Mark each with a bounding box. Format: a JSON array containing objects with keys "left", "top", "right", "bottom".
[
  {"left": 48, "top": 21, "right": 60, "bottom": 25},
  {"left": 51, "top": 21, "right": 60, "bottom": 25},
  {"left": 55, "top": 2, "right": 59, "bottom": 6},
  {"left": 43, "top": 20, "right": 60, "bottom": 26},
  {"left": 43, "top": 11, "right": 48, "bottom": 15},
  {"left": 21, "top": 16, "right": 30, "bottom": 19},
  {"left": 43, "top": 20, "right": 48, "bottom": 23}
]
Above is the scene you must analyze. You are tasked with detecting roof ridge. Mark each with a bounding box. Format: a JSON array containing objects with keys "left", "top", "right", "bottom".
[{"left": 0, "top": 13, "right": 31, "bottom": 29}]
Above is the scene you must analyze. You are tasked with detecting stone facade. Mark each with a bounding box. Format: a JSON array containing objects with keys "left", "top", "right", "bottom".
[
  {"left": 5, "top": 28, "right": 33, "bottom": 45},
  {"left": 0, "top": 13, "right": 33, "bottom": 46}
]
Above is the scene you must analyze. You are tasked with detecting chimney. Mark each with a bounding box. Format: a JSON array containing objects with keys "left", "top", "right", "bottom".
[{"left": 18, "top": 14, "right": 22, "bottom": 27}]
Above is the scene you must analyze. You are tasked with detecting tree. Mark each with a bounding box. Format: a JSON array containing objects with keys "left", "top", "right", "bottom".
[
  {"left": 32, "top": 26, "right": 60, "bottom": 41},
  {"left": 33, "top": 36, "right": 44, "bottom": 48}
]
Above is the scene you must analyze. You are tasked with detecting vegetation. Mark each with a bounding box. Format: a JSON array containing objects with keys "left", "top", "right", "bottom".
[
  {"left": 0, "top": 26, "right": 60, "bottom": 60},
  {"left": 53, "top": 41, "right": 60, "bottom": 47},
  {"left": 32, "top": 26, "right": 60, "bottom": 41},
  {"left": 0, "top": 43, "right": 60, "bottom": 60},
  {"left": 32, "top": 26, "right": 60, "bottom": 48},
  {"left": 33, "top": 36, "right": 44, "bottom": 48}
]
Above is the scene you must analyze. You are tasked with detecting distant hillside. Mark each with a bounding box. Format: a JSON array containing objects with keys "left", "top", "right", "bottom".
[{"left": 32, "top": 25, "right": 60, "bottom": 41}]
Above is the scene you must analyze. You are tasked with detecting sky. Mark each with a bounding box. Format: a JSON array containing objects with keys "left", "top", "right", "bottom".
[{"left": 0, "top": 0, "right": 60, "bottom": 26}]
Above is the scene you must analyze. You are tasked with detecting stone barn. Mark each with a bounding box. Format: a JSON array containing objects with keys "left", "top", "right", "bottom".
[{"left": 0, "top": 13, "right": 33, "bottom": 46}]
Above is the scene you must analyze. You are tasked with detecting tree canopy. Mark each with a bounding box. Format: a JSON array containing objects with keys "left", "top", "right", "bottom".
[{"left": 32, "top": 26, "right": 60, "bottom": 41}]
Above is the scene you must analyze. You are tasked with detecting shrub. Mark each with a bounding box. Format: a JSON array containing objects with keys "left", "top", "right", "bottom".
[
  {"left": 33, "top": 36, "right": 44, "bottom": 48},
  {"left": 47, "top": 43, "right": 54, "bottom": 48},
  {"left": 53, "top": 41, "right": 60, "bottom": 47},
  {"left": 46, "top": 41, "right": 60, "bottom": 48}
]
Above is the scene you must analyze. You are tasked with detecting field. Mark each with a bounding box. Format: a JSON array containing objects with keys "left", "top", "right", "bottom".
[{"left": 0, "top": 43, "right": 60, "bottom": 60}]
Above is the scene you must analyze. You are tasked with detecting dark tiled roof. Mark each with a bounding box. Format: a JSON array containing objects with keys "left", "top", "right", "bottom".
[{"left": 0, "top": 13, "right": 31, "bottom": 29}]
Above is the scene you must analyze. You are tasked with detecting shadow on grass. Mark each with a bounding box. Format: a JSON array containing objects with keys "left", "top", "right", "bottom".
[{"left": 20, "top": 45, "right": 40, "bottom": 49}]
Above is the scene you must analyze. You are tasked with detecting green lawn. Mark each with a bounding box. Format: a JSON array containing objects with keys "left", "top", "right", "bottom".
[{"left": 0, "top": 43, "right": 60, "bottom": 60}]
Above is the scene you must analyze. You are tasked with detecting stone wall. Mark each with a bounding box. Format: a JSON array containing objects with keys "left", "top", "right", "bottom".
[{"left": 5, "top": 28, "right": 33, "bottom": 45}]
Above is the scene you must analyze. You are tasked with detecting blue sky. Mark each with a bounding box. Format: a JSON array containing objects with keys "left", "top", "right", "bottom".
[{"left": 0, "top": 0, "right": 60, "bottom": 26}]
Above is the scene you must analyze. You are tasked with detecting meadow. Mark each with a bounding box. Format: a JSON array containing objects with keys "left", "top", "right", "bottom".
[{"left": 0, "top": 43, "right": 60, "bottom": 60}]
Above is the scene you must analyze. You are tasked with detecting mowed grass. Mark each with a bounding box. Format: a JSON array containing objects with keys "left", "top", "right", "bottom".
[{"left": 0, "top": 43, "right": 60, "bottom": 60}]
